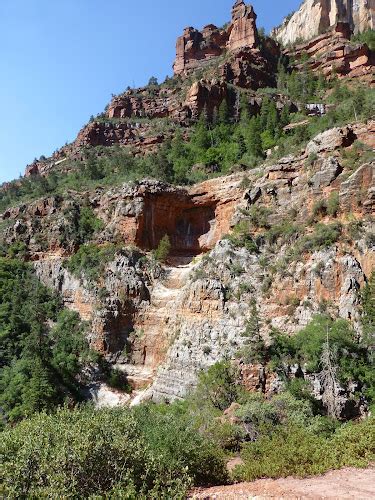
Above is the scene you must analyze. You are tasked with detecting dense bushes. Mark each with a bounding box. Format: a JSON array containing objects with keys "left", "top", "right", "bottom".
[
  {"left": 0, "top": 258, "right": 91, "bottom": 423},
  {"left": 64, "top": 243, "right": 118, "bottom": 282},
  {"left": 1, "top": 337, "right": 374, "bottom": 495},
  {"left": 1, "top": 405, "right": 228, "bottom": 498},
  {"left": 351, "top": 29, "right": 375, "bottom": 51},
  {"left": 234, "top": 417, "right": 375, "bottom": 482},
  {"left": 59, "top": 204, "right": 104, "bottom": 248},
  {"left": 270, "top": 315, "right": 375, "bottom": 406},
  {"left": 299, "top": 222, "right": 342, "bottom": 252}
]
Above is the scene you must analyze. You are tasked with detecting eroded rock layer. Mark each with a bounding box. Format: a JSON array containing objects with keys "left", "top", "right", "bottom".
[
  {"left": 285, "top": 22, "right": 375, "bottom": 81},
  {"left": 3, "top": 123, "right": 374, "bottom": 401},
  {"left": 272, "top": 0, "right": 375, "bottom": 46}
]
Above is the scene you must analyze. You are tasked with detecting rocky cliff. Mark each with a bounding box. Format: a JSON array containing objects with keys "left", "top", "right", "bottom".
[
  {"left": 272, "top": 0, "right": 375, "bottom": 46},
  {"left": 285, "top": 22, "right": 375, "bottom": 81},
  {"left": 3, "top": 121, "right": 374, "bottom": 403},
  {"left": 17, "top": 1, "right": 374, "bottom": 181},
  {"left": 1, "top": 1, "right": 374, "bottom": 410},
  {"left": 173, "top": 1, "right": 260, "bottom": 75}
]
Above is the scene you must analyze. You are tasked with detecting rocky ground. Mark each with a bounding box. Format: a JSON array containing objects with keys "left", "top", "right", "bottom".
[{"left": 190, "top": 467, "right": 375, "bottom": 499}]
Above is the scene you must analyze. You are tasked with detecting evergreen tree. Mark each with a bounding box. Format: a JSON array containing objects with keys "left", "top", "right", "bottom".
[
  {"left": 154, "top": 235, "right": 171, "bottom": 263},
  {"left": 277, "top": 57, "right": 288, "bottom": 92},
  {"left": 266, "top": 99, "right": 279, "bottom": 137},
  {"left": 259, "top": 97, "right": 271, "bottom": 130},
  {"left": 218, "top": 99, "right": 230, "bottom": 125},
  {"left": 280, "top": 105, "right": 291, "bottom": 128},
  {"left": 148, "top": 76, "right": 158, "bottom": 86},
  {"left": 0, "top": 258, "right": 89, "bottom": 422},
  {"left": 245, "top": 117, "right": 264, "bottom": 158},
  {"left": 237, "top": 133, "right": 247, "bottom": 160},
  {"left": 240, "top": 94, "right": 250, "bottom": 123},
  {"left": 241, "top": 300, "right": 267, "bottom": 364},
  {"left": 191, "top": 113, "right": 211, "bottom": 151}
]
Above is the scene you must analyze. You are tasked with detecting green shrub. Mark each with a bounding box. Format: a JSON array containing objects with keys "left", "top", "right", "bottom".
[
  {"left": 236, "top": 392, "right": 315, "bottom": 439},
  {"left": 65, "top": 243, "right": 117, "bottom": 282},
  {"left": 351, "top": 29, "right": 375, "bottom": 51},
  {"left": 247, "top": 205, "right": 272, "bottom": 230},
  {"left": 107, "top": 368, "right": 132, "bottom": 392},
  {"left": 60, "top": 205, "right": 104, "bottom": 248},
  {"left": 234, "top": 417, "right": 375, "bottom": 482},
  {"left": 311, "top": 198, "right": 327, "bottom": 220},
  {"left": 327, "top": 191, "right": 340, "bottom": 217},
  {"left": 263, "top": 221, "right": 300, "bottom": 245},
  {"left": 194, "top": 361, "right": 240, "bottom": 411},
  {"left": 133, "top": 403, "right": 228, "bottom": 487},
  {"left": 300, "top": 223, "right": 342, "bottom": 252},
  {"left": 154, "top": 234, "right": 171, "bottom": 263},
  {"left": 6, "top": 241, "right": 28, "bottom": 259},
  {"left": 225, "top": 220, "right": 259, "bottom": 252},
  {"left": 0, "top": 405, "right": 222, "bottom": 498}
]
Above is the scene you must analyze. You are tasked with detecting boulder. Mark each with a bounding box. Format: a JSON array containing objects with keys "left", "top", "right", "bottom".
[
  {"left": 306, "top": 126, "right": 356, "bottom": 154},
  {"left": 311, "top": 157, "right": 343, "bottom": 188}
]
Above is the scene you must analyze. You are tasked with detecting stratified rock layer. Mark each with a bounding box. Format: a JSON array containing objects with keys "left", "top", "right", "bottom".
[
  {"left": 285, "top": 23, "right": 375, "bottom": 82},
  {"left": 4, "top": 123, "right": 374, "bottom": 402},
  {"left": 272, "top": 0, "right": 375, "bottom": 46}
]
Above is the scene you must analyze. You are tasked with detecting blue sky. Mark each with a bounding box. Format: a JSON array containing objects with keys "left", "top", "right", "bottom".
[{"left": 0, "top": 0, "right": 301, "bottom": 183}]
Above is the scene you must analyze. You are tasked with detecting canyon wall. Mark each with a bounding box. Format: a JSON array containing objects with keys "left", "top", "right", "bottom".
[
  {"left": 272, "top": 0, "right": 375, "bottom": 46},
  {"left": 285, "top": 22, "right": 375, "bottom": 81},
  {"left": 3, "top": 123, "right": 374, "bottom": 402}
]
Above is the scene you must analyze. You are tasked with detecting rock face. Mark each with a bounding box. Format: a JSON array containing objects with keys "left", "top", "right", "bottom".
[
  {"left": 1, "top": 176, "right": 243, "bottom": 258},
  {"left": 272, "top": 0, "right": 375, "bottom": 46},
  {"left": 227, "top": 1, "right": 259, "bottom": 51},
  {"left": 4, "top": 123, "right": 374, "bottom": 403},
  {"left": 173, "top": 1, "right": 261, "bottom": 76},
  {"left": 21, "top": 2, "right": 280, "bottom": 179},
  {"left": 173, "top": 25, "right": 229, "bottom": 76},
  {"left": 285, "top": 23, "right": 375, "bottom": 81},
  {"left": 306, "top": 125, "right": 357, "bottom": 154}
]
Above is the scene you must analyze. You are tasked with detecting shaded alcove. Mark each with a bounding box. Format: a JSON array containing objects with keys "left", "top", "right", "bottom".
[{"left": 136, "top": 192, "right": 217, "bottom": 255}]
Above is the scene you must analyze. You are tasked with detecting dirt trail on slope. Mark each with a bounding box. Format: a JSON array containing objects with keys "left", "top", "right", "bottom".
[{"left": 190, "top": 467, "right": 375, "bottom": 499}]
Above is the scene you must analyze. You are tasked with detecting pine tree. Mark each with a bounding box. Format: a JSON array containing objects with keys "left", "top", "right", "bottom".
[
  {"left": 266, "top": 99, "right": 279, "bottom": 137},
  {"left": 277, "top": 57, "right": 288, "bottom": 92},
  {"left": 218, "top": 99, "right": 230, "bottom": 124},
  {"left": 237, "top": 133, "right": 247, "bottom": 160},
  {"left": 241, "top": 300, "right": 267, "bottom": 364},
  {"left": 191, "top": 112, "right": 211, "bottom": 151},
  {"left": 148, "top": 76, "right": 158, "bottom": 86},
  {"left": 154, "top": 235, "right": 171, "bottom": 263},
  {"left": 280, "top": 105, "right": 290, "bottom": 128},
  {"left": 240, "top": 94, "right": 250, "bottom": 123},
  {"left": 246, "top": 116, "right": 264, "bottom": 158},
  {"left": 259, "top": 97, "right": 270, "bottom": 130}
]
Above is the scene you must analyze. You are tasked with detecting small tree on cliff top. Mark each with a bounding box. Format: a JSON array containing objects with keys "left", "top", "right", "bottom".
[{"left": 148, "top": 76, "right": 159, "bottom": 86}]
